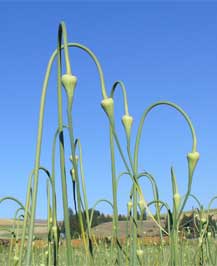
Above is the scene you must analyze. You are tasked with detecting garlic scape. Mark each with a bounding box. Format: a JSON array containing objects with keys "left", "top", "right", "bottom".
[
  {"left": 62, "top": 74, "right": 77, "bottom": 110},
  {"left": 101, "top": 97, "right": 114, "bottom": 122}
]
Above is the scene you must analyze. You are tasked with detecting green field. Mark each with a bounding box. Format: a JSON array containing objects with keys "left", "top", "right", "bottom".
[{"left": 1, "top": 238, "right": 217, "bottom": 266}]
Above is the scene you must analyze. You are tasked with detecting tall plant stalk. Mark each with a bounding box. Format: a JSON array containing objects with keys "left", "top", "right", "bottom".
[{"left": 57, "top": 22, "right": 73, "bottom": 266}]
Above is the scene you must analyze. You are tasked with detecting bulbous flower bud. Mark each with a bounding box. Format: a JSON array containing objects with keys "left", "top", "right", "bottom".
[
  {"left": 107, "top": 236, "right": 112, "bottom": 241},
  {"left": 187, "top": 151, "right": 200, "bottom": 177},
  {"left": 52, "top": 226, "right": 58, "bottom": 234},
  {"left": 198, "top": 237, "right": 203, "bottom": 245},
  {"left": 62, "top": 74, "right": 77, "bottom": 108},
  {"left": 13, "top": 256, "right": 19, "bottom": 262},
  {"left": 122, "top": 114, "right": 133, "bottom": 142},
  {"left": 101, "top": 98, "right": 114, "bottom": 121},
  {"left": 138, "top": 199, "right": 146, "bottom": 212},
  {"left": 186, "top": 227, "right": 191, "bottom": 236},
  {"left": 207, "top": 231, "right": 212, "bottom": 238},
  {"left": 70, "top": 168, "right": 76, "bottom": 182},
  {"left": 62, "top": 74, "right": 77, "bottom": 97},
  {"left": 173, "top": 193, "right": 181, "bottom": 212},
  {"left": 136, "top": 249, "right": 144, "bottom": 257},
  {"left": 70, "top": 155, "right": 79, "bottom": 164},
  {"left": 127, "top": 201, "right": 133, "bottom": 213},
  {"left": 200, "top": 217, "right": 207, "bottom": 225}
]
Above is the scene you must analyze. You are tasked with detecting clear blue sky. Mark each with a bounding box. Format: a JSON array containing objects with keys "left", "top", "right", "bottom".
[{"left": 0, "top": 2, "right": 217, "bottom": 220}]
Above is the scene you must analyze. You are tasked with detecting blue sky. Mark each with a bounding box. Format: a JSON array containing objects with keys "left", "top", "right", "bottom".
[{"left": 0, "top": 2, "right": 217, "bottom": 220}]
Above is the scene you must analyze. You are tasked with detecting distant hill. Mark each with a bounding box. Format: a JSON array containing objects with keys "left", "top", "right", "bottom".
[
  {"left": 0, "top": 218, "right": 47, "bottom": 227},
  {"left": 1, "top": 208, "right": 217, "bottom": 240},
  {"left": 92, "top": 208, "right": 217, "bottom": 239},
  {"left": 0, "top": 219, "right": 48, "bottom": 239},
  {"left": 91, "top": 218, "right": 166, "bottom": 239}
]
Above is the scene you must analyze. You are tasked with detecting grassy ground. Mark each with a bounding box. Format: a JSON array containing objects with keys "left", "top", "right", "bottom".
[{"left": 1, "top": 238, "right": 216, "bottom": 266}]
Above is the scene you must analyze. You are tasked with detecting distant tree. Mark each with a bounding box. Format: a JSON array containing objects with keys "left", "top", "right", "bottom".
[
  {"left": 179, "top": 213, "right": 197, "bottom": 239},
  {"left": 98, "top": 213, "right": 106, "bottom": 224},
  {"left": 118, "top": 214, "right": 127, "bottom": 221},
  {"left": 60, "top": 207, "right": 135, "bottom": 238},
  {"left": 137, "top": 210, "right": 147, "bottom": 221},
  {"left": 60, "top": 208, "right": 80, "bottom": 238},
  {"left": 164, "top": 210, "right": 217, "bottom": 239}
]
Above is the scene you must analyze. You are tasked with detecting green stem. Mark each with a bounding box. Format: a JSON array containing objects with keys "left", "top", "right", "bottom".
[
  {"left": 66, "top": 108, "right": 89, "bottom": 258},
  {"left": 133, "top": 101, "right": 198, "bottom": 258},
  {"left": 10, "top": 208, "right": 23, "bottom": 266},
  {"left": 51, "top": 126, "right": 68, "bottom": 266},
  {"left": 170, "top": 224, "right": 179, "bottom": 266},
  {"left": 74, "top": 139, "right": 92, "bottom": 240},
  {"left": 134, "top": 101, "right": 197, "bottom": 172},
  {"left": 131, "top": 183, "right": 137, "bottom": 266},
  {"left": 138, "top": 172, "right": 164, "bottom": 243},
  {"left": 116, "top": 171, "right": 131, "bottom": 187},
  {"left": 46, "top": 180, "right": 52, "bottom": 266},
  {"left": 24, "top": 39, "right": 109, "bottom": 265},
  {"left": 89, "top": 199, "right": 113, "bottom": 227},
  {"left": 60, "top": 22, "right": 72, "bottom": 75},
  {"left": 110, "top": 81, "right": 134, "bottom": 172},
  {"left": 0, "top": 197, "right": 25, "bottom": 210},
  {"left": 109, "top": 126, "right": 122, "bottom": 265},
  {"left": 56, "top": 23, "right": 72, "bottom": 266},
  {"left": 110, "top": 80, "right": 129, "bottom": 115},
  {"left": 19, "top": 168, "right": 51, "bottom": 265}
]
